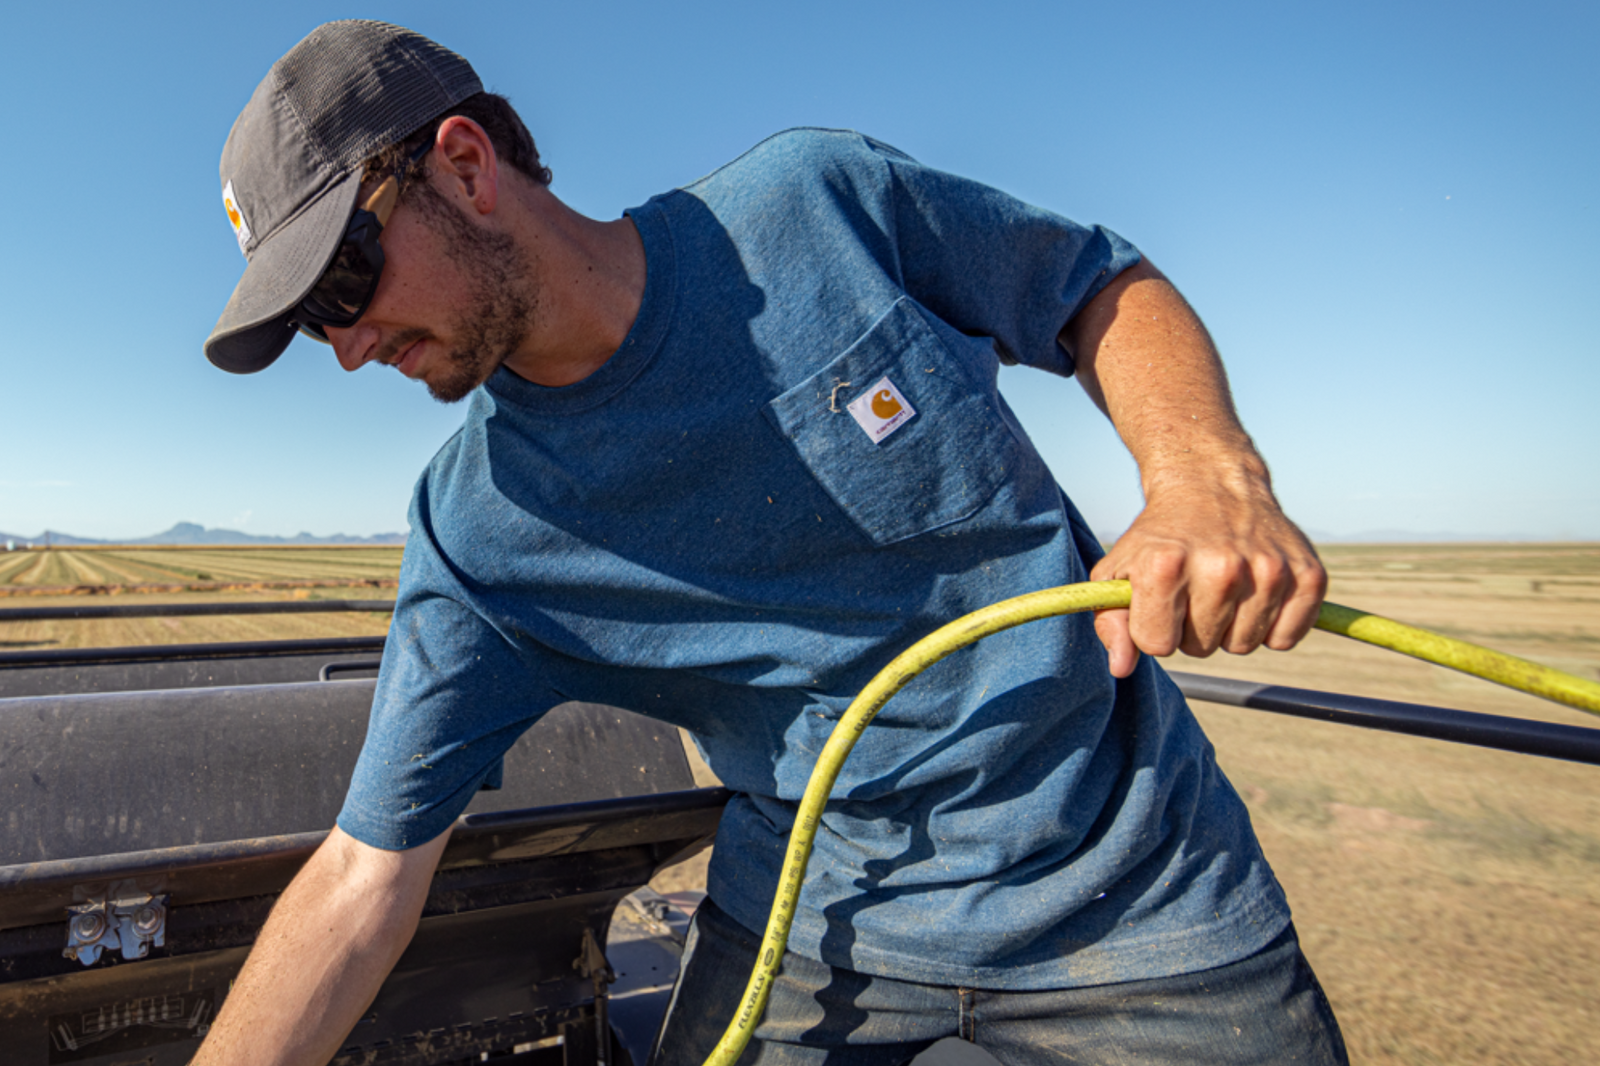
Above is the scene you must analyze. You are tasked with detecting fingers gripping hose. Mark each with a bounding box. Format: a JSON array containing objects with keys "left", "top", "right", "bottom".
[{"left": 700, "top": 581, "right": 1600, "bottom": 1066}]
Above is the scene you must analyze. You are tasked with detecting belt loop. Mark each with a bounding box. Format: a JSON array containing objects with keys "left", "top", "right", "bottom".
[{"left": 957, "top": 987, "right": 976, "bottom": 1042}]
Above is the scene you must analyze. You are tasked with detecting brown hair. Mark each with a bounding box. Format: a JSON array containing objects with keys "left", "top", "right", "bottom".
[{"left": 362, "top": 91, "right": 552, "bottom": 192}]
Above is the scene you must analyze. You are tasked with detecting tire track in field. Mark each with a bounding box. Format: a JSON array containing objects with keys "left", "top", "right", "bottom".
[
  {"left": 59, "top": 551, "right": 115, "bottom": 586},
  {"left": 120, "top": 551, "right": 394, "bottom": 583},
  {"left": 81, "top": 553, "right": 187, "bottom": 585},
  {"left": 114, "top": 550, "right": 307, "bottom": 583},
  {"left": 175, "top": 550, "right": 384, "bottom": 580},
  {"left": 0, "top": 554, "right": 41, "bottom": 584},
  {"left": 27, "top": 552, "right": 84, "bottom": 586},
  {"left": 2, "top": 553, "right": 51, "bottom": 585},
  {"left": 103, "top": 552, "right": 239, "bottom": 583}
]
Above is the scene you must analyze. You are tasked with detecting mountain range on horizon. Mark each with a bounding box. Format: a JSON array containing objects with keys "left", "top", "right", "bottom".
[
  {"left": 1303, "top": 528, "right": 1598, "bottom": 545},
  {"left": 1, "top": 521, "right": 1592, "bottom": 549},
  {"left": 0, "top": 521, "right": 406, "bottom": 547}
]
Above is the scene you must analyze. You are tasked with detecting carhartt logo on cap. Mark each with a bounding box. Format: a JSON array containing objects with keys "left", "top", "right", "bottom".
[
  {"left": 222, "top": 180, "right": 252, "bottom": 256},
  {"left": 847, "top": 376, "right": 916, "bottom": 443}
]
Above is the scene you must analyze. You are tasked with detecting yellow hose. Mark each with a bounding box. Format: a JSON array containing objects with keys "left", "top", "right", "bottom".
[
  {"left": 1312, "top": 601, "right": 1600, "bottom": 713},
  {"left": 700, "top": 581, "right": 1600, "bottom": 1066}
]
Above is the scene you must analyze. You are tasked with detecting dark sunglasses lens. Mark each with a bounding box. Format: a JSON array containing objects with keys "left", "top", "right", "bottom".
[{"left": 301, "top": 239, "right": 380, "bottom": 324}]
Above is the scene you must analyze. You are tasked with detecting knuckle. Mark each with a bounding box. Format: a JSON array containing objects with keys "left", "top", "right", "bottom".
[
  {"left": 1291, "top": 556, "right": 1330, "bottom": 592},
  {"left": 1145, "top": 550, "right": 1187, "bottom": 584},
  {"left": 1254, "top": 555, "right": 1288, "bottom": 590},
  {"left": 1308, "top": 567, "right": 1331, "bottom": 598},
  {"left": 1195, "top": 553, "right": 1249, "bottom": 594},
  {"left": 1223, "top": 625, "right": 1264, "bottom": 655}
]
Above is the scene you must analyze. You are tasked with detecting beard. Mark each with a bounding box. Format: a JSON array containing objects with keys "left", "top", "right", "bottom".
[{"left": 407, "top": 181, "right": 536, "bottom": 404}]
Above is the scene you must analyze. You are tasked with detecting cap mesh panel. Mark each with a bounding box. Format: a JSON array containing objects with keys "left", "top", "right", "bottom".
[{"left": 273, "top": 20, "right": 482, "bottom": 172}]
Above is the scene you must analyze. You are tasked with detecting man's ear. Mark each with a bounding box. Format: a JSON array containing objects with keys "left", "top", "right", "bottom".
[{"left": 432, "top": 116, "right": 498, "bottom": 215}]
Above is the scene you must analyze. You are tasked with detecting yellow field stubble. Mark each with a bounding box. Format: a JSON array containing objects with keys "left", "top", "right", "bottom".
[{"left": 0, "top": 547, "right": 401, "bottom": 649}]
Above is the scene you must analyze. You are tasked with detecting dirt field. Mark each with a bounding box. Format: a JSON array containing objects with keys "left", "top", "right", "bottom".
[
  {"left": 0, "top": 547, "right": 400, "bottom": 649},
  {"left": 5, "top": 543, "right": 1597, "bottom": 1062},
  {"left": 0, "top": 545, "right": 403, "bottom": 597},
  {"left": 1174, "top": 543, "right": 1600, "bottom": 1065}
]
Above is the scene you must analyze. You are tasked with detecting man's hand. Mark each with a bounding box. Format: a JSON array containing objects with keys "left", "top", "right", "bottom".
[
  {"left": 191, "top": 825, "right": 450, "bottom": 1066},
  {"left": 1089, "top": 472, "right": 1326, "bottom": 678},
  {"left": 1062, "top": 260, "right": 1327, "bottom": 678}
]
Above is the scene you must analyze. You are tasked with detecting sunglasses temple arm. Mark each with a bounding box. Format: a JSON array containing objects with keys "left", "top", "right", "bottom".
[{"left": 363, "top": 177, "right": 400, "bottom": 225}]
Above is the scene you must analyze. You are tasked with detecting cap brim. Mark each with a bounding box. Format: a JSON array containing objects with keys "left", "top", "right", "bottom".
[{"left": 204, "top": 171, "right": 364, "bottom": 374}]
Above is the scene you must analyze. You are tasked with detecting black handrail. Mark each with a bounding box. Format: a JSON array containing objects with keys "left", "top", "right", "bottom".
[
  {"left": 0, "top": 635, "right": 387, "bottom": 668},
  {"left": 3, "top": 630, "right": 1594, "bottom": 767},
  {"left": 320, "top": 658, "right": 384, "bottom": 681},
  {"left": 0, "top": 599, "right": 395, "bottom": 622},
  {"left": 1169, "top": 671, "right": 1600, "bottom": 766}
]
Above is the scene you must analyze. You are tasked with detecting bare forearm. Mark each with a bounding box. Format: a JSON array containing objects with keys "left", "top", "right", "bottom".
[
  {"left": 1064, "top": 260, "right": 1266, "bottom": 497},
  {"left": 1060, "top": 259, "right": 1325, "bottom": 673},
  {"left": 192, "top": 826, "right": 448, "bottom": 1066}
]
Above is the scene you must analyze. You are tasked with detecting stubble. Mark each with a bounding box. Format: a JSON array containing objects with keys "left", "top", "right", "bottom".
[{"left": 408, "top": 182, "right": 537, "bottom": 404}]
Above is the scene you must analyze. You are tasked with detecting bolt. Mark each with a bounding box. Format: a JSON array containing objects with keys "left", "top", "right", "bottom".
[
  {"left": 70, "top": 912, "right": 106, "bottom": 942},
  {"left": 133, "top": 905, "right": 162, "bottom": 935}
]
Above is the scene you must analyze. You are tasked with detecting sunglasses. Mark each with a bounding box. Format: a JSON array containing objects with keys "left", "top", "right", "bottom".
[{"left": 293, "top": 140, "right": 432, "bottom": 342}]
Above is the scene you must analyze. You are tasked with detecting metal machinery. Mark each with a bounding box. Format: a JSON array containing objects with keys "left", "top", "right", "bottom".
[
  {"left": 0, "top": 600, "right": 727, "bottom": 1066},
  {"left": 1, "top": 600, "right": 1597, "bottom": 1066}
]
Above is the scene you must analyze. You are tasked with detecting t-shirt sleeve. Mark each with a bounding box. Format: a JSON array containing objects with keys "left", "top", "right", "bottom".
[
  {"left": 336, "top": 498, "right": 571, "bottom": 851},
  {"left": 868, "top": 136, "right": 1142, "bottom": 377}
]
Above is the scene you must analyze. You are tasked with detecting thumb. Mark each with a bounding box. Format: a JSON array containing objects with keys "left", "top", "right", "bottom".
[{"left": 1094, "top": 608, "right": 1140, "bottom": 678}]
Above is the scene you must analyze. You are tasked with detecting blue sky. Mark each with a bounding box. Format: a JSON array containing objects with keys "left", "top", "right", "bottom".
[{"left": 1, "top": 1, "right": 1595, "bottom": 541}]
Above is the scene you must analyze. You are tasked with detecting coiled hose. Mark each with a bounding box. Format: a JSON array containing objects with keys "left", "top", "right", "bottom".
[{"left": 701, "top": 580, "right": 1600, "bottom": 1066}]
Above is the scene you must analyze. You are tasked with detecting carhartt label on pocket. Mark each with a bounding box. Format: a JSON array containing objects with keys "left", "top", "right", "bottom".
[{"left": 847, "top": 377, "right": 916, "bottom": 444}]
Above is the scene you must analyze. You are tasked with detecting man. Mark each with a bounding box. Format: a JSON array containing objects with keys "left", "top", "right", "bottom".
[{"left": 199, "top": 20, "right": 1346, "bottom": 1066}]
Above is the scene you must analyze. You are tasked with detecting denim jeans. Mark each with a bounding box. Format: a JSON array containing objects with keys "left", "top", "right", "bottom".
[{"left": 648, "top": 899, "right": 1348, "bottom": 1066}]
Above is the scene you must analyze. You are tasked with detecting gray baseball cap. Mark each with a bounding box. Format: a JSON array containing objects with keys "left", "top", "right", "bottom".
[{"left": 205, "top": 21, "right": 482, "bottom": 374}]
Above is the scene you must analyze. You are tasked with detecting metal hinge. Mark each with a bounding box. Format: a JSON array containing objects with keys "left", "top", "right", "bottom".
[
  {"left": 63, "top": 882, "right": 167, "bottom": 966},
  {"left": 573, "top": 926, "right": 615, "bottom": 984},
  {"left": 573, "top": 928, "right": 615, "bottom": 1066}
]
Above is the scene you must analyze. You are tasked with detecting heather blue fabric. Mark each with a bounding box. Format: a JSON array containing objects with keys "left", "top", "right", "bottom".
[{"left": 338, "top": 129, "right": 1292, "bottom": 989}]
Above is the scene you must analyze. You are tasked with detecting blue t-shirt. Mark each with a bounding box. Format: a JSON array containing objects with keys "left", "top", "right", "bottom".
[{"left": 339, "top": 129, "right": 1290, "bottom": 989}]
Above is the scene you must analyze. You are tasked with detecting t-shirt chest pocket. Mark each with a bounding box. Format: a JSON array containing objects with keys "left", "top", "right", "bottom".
[{"left": 763, "top": 298, "right": 1021, "bottom": 546}]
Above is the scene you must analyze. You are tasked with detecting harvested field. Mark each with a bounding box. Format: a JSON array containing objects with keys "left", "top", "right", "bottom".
[
  {"left": 0, "top": 545, "right": 403, "bottom": 597},
  {"left": 0, "top": 547, "right": 400, "bottom": 649},
  {"left": 1173, "top": 543, "right": 1600, "bottom": 1064}
]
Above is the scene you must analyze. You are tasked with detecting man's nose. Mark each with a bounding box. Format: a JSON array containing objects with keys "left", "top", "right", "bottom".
[{"left": 325, "top": 323, "right": 377, "bottom": 372}]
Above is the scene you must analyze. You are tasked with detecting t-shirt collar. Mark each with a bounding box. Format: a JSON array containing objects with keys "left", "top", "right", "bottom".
[{"left": 485, "top": 200, "right": 677, "bottom": 414}]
